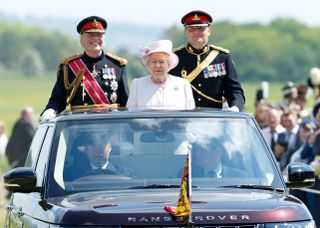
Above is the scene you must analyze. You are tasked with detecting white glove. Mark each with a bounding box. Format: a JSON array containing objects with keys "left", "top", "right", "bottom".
[
  {"left": 224, "top": 106, "right": 240, "bottom": 112},
  {"left": 40, "top": 108, "right": 56, "bottom": 122}
]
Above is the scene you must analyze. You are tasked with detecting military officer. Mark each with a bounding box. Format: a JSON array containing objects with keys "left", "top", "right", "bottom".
[
  {"left": 170, "top": 10, "right": 245, "bottom": 111},
  {"left": 41, "top": 16, "right": 129, "bottom": 121}
]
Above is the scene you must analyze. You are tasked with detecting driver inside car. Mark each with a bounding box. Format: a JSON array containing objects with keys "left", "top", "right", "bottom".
[{"left": 65, "top": 132, "right": 134, "bottom": 180}]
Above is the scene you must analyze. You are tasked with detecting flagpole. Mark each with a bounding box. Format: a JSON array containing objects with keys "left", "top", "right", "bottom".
[
  {"left": 187, "top": 144, "right": 193, "bottom": 225},
  {"left": 163, "top": 143, "right": 193, "bottom": 225}
]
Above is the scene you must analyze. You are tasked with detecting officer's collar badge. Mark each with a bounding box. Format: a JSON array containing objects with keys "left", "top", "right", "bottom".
[{"left": 187, "top": 44, "right": 209, "bottom": 55}]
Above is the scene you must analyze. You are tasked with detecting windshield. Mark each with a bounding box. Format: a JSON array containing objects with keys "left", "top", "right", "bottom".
[{"left": 48, "top": 116, "right": 283, "bottom": 196}]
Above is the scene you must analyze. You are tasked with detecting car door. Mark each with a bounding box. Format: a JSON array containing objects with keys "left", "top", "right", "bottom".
[{"left": 5, "top": 125, "right": 51, "bottom": 228}]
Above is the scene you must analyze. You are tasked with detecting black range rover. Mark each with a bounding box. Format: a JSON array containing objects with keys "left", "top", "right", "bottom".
[{"left": 4, "top": 109, "right": 316, "bottom": 227}]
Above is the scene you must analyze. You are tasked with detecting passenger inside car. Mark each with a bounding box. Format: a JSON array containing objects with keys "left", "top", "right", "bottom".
[{"left": 191, "top": 138, "right": 246, "bottom": 178}]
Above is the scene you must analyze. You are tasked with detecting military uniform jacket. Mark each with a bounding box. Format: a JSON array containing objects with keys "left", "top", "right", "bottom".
[
  {"left": 44, "top": 51, "right": 129, "bottom": 114},
  {"left": 170, "top": 44, "right": 245, "bottom": 110}
]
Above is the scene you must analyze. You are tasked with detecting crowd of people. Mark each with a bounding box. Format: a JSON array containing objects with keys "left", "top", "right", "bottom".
[
  {"left": 253, "top": 73, "right": 320, "bottom": 220},
  {"left": 254, "top": 78, "right": 320, "bottom": 174}
]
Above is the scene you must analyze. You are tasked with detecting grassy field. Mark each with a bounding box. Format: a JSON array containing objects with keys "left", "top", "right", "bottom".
[{"left": 0, "top": 77, "right": 56, "bottom": 133}]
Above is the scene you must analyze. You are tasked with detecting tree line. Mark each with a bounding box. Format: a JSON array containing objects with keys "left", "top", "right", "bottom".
[{"left": 0, "top": 18, "right": 319, "bottom": 83}]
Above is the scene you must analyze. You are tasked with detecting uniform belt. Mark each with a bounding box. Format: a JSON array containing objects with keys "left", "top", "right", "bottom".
[
  {"left": 191, "top": 84, "right": 223, "bottom": 103},
  {"left": 69, "top": 104, "right": 119, "bottom": 112}
]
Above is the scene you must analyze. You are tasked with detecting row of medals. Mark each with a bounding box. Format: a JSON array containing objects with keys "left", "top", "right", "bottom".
[
  {"left": 92, "top": 64, "right": 118, "bottom": 103},
  {"left": 203, "top": 64, "right": 227, "bottom": 78}
]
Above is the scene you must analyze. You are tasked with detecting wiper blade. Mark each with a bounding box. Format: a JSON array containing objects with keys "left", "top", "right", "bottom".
[
  {"left": 220, "top": 184, "right": 285, "bottom": 192},
  {"left": 129, "top": 184, "right": 180, "bottom": 189},
  {"left": 129, "top": 184, "right": 199, "bottom": 189}
]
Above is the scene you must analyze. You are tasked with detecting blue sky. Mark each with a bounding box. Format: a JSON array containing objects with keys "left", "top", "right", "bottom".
[{"left": 1, "top": 0, "right": 320, "bottom": 27}]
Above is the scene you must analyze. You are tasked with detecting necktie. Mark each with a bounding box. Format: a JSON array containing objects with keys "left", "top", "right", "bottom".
[{"left": 270, "top": 132, "right": 275, "bottom": 151}]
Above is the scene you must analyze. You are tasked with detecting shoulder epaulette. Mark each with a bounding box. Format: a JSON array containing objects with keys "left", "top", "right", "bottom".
[
  {"left": 106, "top": 52, "right": 128, "bottom": 66},
  {"left": 60, "top": 54, "right": 82, "bottom": 65},
  {"left": 210, "top": 45, "right": 229, "bottom": 54},
  {"left": 173, "top": 45, "right": 185, "bottom": 52},
  {"left": 61, "top": 54, "right": 83, "bottom": 91}
]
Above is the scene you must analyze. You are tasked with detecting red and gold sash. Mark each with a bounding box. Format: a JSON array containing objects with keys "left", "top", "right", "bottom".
[{"left": 68, "top": 58, "right": 110, "bottom": 104}]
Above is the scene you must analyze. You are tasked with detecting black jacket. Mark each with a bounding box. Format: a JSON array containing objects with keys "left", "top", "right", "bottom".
[
  {"left": 5, "top": 119, "right": 35, "bottom": 167},
  {"left": 44, "top": 51, "right": 129, "bottom": 114},
  {"left": 170, "top": 44, "right": 245, "bottom": 110}
]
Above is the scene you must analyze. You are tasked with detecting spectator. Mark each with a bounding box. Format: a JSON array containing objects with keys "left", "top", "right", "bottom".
[
  {"left": 255, "top": 81, "right": 269, "bottom": 107},
  {"left": 274, "top": 110, "right": 300, "bottom": 171},
  {"left": 0, "top": 120, "right": 8, "bottom": 159},
  {"left": 308, "top": 67, "right": 320, "bottom": 117},
  {"left": 275, "top": 81, "right": 298, "bottom": 111},
  {"left": 296, "top": 85, "right": 312, "bottom": 120},
  {"left": 300, "top": 111, "right": 320, "bottom": 164},
  {"left": 300, "top": 110, "right": 320, "bottom": 224},
  {"left": 5, "top": 106, "right": 35, "bottom": 168},
  {"left": 261, "top": 108, "right": 285, "bottom": 154},
  {"left": 254, "top": 101, "right": 270, "bottom": 129},
  {"left": 290, "top": 119, "right": 316, "bottom": 163}
]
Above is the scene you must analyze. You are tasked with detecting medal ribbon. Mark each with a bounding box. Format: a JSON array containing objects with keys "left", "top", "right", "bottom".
[{"left": 69, "top": 59, "right": 110, "bottom": 104}]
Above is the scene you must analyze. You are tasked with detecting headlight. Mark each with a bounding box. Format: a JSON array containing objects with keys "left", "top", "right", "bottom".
[{"left": 265, "top": 220, "right": 315, "bottom": 228}]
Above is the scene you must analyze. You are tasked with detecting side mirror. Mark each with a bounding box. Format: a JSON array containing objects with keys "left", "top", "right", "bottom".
[
  {"left": 285, "top": 162, "right": 315, "bottom": 188},
  {"left": 3, "top": 167, "right": 41, "bottom": 193}
]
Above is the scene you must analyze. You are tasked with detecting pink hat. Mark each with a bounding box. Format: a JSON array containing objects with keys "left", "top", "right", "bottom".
[{"left": 139, "top": 40, "right": 179, "bottom": 71}]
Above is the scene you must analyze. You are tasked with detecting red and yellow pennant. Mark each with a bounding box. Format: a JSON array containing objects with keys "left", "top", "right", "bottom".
[{"left": 164, "top": 151, "right": 192, "bottom": 217}]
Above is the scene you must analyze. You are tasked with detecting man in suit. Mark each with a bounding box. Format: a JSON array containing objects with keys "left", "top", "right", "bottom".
[
  {"left": 170, "top": 10, "right": 245, "bottom": 111},
  {"left": 261, "top": 107, "right": 285, "bottom": 154},
  {"left": 275, "top": 110, "right": 301, "bottom": 171},
  {"left": 5, "top": 106, "right": 35, "bottom": 168},
  {"left": 192, "top": 139, "right": 245, "bottom": 178},
  {"left": 65, "top": 132, "right": 133, "bottom": 180}
]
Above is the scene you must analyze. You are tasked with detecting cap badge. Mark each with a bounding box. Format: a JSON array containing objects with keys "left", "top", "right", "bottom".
[
  {"left": 92, "top": 19, "right": 98, "bottom": 27},
  {"left": 192, "top": 14, "right": 200, "bottom": 21}
]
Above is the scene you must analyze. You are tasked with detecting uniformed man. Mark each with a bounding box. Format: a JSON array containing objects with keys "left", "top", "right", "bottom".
[
  {"left": 170, "top": 10, "right": 245, "bottom": 111},
  {"left": 41, "top": 16, "right": 129, "bottom": 121}
]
